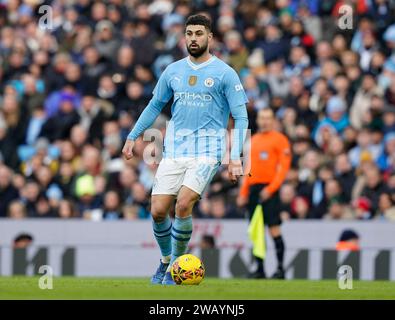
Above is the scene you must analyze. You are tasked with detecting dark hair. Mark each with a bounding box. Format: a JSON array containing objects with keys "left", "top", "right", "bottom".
[
  {"left": 185, "top": 14, "right": 212, "bottom": 32},
  {"left": 339, "top": 229, "right": 359, "bottom": 241},
  {"left": 14, "top": 233, "right": 34, "bottom": 243},
  {"left": 201, "top": 234, "right": 216, "bottom": 248}
]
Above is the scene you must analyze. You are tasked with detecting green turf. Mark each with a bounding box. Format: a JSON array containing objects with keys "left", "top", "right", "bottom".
[{"left": 0, "top": 277, "right": 394, "bottom": 300}]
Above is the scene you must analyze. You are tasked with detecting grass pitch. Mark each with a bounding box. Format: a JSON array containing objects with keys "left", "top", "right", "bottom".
[{"left": 0, "top": 277, "right": 394, "bottom": 300}]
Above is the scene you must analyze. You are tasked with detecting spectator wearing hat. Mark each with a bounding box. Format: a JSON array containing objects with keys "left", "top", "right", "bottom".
[
  {"left": 44, "top": 85, "right": 81, "bottom": 119},
  {"left": 41, "top": 90, "right": 80, "bottom": 142},
  {"left": 317, "top": 96, "right": 350, "bottom": 132},
  {"left": 94, "top": 20, "right": 121, "bottom": 63},
  {"left": 313, "top": 102, "right": 347, "bottom": 150},
  {"left": 75, "top": 174, "right": 102, "bottom": 218},
  {"left": 336, "top": 229, "right": 360, "bottom": 251},
  {"left": 352, "top": 196, "right": 373, "bottom": 220},
  {"left": 46, "top": 184, "right": 63, "bottom": 211}
]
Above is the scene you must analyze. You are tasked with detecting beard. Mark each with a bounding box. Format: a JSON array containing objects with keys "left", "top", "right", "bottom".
[{"left": 186, "top": 40, "right": 208, "bottom": 58}]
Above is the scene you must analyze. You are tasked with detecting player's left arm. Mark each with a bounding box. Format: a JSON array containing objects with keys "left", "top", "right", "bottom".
[
  {"left": 230, "top": 103, "right": 249, "bottom": 160},
  {"left": 223, "top": 68, "right": 249, "bottom": 182},
  {"left": 265, "top": 135, "right": 292, "bottom": 196}
]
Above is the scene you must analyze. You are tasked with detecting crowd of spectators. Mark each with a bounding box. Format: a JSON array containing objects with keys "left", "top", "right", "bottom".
[{"left": 1, "top": 0, "right": 395, "bottom": 221}]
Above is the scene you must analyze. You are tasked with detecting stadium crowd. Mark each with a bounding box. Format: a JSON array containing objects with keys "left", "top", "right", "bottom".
[{"left": 1, "top": 0, "right": 395, "bottom": 221}]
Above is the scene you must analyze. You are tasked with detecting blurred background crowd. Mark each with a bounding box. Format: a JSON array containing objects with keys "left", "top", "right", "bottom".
[{"left": 1, "top": 0, "right": 395, "bottom": 221}]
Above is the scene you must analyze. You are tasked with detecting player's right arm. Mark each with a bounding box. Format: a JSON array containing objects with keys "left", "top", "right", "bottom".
[
  {"left": 237, "top": 137, "right": 252, "bottom": 207},
  {"left": 122, "top": 68, "right": 173, "bottom": 160}
]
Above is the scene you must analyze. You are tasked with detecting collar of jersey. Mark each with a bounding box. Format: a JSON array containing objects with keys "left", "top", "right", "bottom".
[{"left": 186, "top": 55, "right": 216, "bottom": 70}]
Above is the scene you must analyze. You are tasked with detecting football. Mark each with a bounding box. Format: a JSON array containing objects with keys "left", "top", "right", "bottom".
[{"left": 171, "top": 254, "right": 205, "bottom": 285}]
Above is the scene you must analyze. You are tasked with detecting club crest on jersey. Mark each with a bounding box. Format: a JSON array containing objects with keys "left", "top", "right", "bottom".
[
  {"left": 204, "top": 78, "right": 214, "bottom": 87},
  {"left": 189, "top": 75, "right": 197, "bottom": 86}
]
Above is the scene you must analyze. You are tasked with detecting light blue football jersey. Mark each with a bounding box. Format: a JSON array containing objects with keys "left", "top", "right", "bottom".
[{"left": 153, "top": 55, "right": 249, "bottom": 160}]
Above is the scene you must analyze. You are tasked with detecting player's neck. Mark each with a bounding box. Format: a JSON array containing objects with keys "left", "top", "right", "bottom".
[{"left": 188, "top": 51, "right": 212, "bottom": 65}]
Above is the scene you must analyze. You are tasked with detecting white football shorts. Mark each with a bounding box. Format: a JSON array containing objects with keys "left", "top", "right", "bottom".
[{"left": 151, "top": 157, "right": 221, "bottom": 196}]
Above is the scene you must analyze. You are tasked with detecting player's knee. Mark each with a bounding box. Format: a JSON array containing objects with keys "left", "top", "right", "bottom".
[
  {"left": 150, "top": 201, "right": 168, "bottom": 222},
  {"left": 175, "top": 198, "right": 193, "bottom": 216}
]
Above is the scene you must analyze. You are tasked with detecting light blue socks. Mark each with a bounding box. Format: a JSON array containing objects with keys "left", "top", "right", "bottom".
[
  {"left": 170, "top": 215, "right": 193, "bottom": 265},
  {"left": 152, "top": 216, "right": 172, "bottom": 263}
]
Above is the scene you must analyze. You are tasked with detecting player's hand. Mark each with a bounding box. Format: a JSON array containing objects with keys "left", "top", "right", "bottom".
[
  {"left": 236, "top": 195, "right": 248, "bottom": 208},
  {"left": 260, "top": 188, "right": 271, "bottom": 201},
  {"left": 228, "top": 159, "right": 243, "bottom": 184},
  {"left": 122, "top": 139, "right": 135, "bottom": 160}
]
